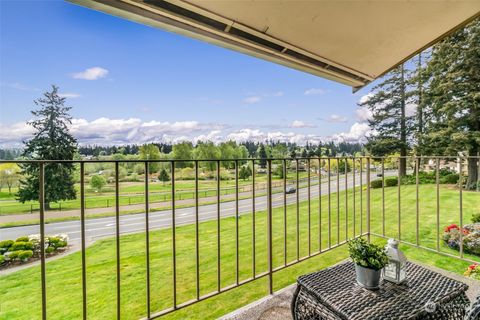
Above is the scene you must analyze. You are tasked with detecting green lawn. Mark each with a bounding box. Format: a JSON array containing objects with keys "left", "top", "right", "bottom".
[
  {"left": 0, "top": 184, "right": 478, "bottom": 320},
  {"left": 0, "top": 172, "right": 312, "bottom": 215}
]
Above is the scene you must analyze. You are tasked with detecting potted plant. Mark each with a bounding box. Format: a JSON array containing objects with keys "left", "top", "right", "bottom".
[{"left": 348, "top": 238, "right": 389, "bottom": 290}]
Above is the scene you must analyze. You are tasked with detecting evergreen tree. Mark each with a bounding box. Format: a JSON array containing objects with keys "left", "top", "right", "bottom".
[
  {"left": 315, "top": 144, "right": 322, "bottom": 157},
  {"left": 289, "top": 148, "right": 297, "bottom": 159},
  {"left": 158, "top": 168, "right": 171, "bottom": 185},
  {"left": 421, "top": 19, "right": 480, "bottom": 188},
  {"left": 17, "top": 85, "right": 78, "bottom": 209},
  {"left": 257, "top": 144, "right": 268, "bottom": 168},
  {"left": 361, "top": 64, "right": 414, "bottom": 176},
  {"left": 301, "top": 148, "right": 308, "bottom": 158}
]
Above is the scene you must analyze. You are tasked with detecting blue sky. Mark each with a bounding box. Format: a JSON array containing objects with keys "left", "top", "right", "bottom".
[{"left": 0, "top": 0, "right": 372, "bottom": 147}]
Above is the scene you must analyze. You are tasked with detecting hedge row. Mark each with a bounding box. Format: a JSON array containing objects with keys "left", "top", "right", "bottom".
[{"left": 0, "top": 234, "right": 68, "bottom": 266}]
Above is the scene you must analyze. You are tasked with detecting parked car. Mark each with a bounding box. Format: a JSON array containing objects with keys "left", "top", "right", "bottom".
[
  {"left": 285, "top": 186, "right": 296, "bottom": 194},
  {"left": 376, "top": 173, "right": 383, "bottom": 177}
]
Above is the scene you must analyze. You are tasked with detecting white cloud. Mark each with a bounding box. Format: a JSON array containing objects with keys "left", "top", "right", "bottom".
[
  {"left": 355, "top": 106, "right": 372, "bottom": 123},
  {"left": 359, "top": 92, "right": 374, "bottom": 104},
  {"left": 304, "top": 88, "right": 326, "bottom": 95},
  {"left": 290, "top": 120, "right": 316, "bottom": 128},
  {"left": 243, "top": 96, "right": 261, "bottom": 104},
  {"left": 0, "top": 117, "right": 369, "bottom": 147},
  {"left": 0, "top": 122, "right": 36, "bottom": 146},
  {"left": 330, "top": 122, "right": 371, "bottom": 143},
  {"left": 58, "top": 92, "right": 81, "bottom": 98},
  {"left": 327, "top": 114, "right": 348, "bottom": 123},
  {"left": 226, "top": 129, "right": 322, "bottom": 145},
  {"left": 406, "top": 102, "right": 417, "bottom": 117},
  {"left": 272, "top": 91, "right": 284, "bottom": 97},
  {"left": 71, "top": 67, "right": 109, "bottom": 80},
  {"left": 1, "top": 82, "right": 39, "bottom": 92}
]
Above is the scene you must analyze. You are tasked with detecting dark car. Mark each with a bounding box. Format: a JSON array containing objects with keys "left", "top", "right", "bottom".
[
  {"left": 376, "top": 173, "right": 383, "bottom": 177},
  {"left": 285, "top": 186, "right": 296, "bottom": 194}
]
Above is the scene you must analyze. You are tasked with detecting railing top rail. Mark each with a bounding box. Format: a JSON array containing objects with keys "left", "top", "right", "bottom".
[{"left": 0, "top": 155, "right": 478, "bottom": 164}]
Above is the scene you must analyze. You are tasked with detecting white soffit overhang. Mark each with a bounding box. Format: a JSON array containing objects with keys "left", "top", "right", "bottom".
[{"left": 69, "top": 0, "right": 480, "bottom": 90}]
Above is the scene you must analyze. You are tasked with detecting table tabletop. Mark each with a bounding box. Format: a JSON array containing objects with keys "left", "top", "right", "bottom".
[{"left": 294, "top": 261, "right": 469, "bottom": 319}]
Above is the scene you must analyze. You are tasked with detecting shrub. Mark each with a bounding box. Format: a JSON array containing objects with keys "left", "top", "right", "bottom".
[
  {"left": 385, "top": 177, "right": 398, "bottom": 187},
  {"left": 401, "top": 170, "right": 460, "bottom": 185},
  {"left": 48, "top": 237, "right": 60, "bottom": 248},
  {"left": 0, "top": 240, "right": 14, "bottom": 249},
  {"left": 0, "top": 255, "right": 4, "bottom": 264},
  {"left": 15, "top": 236, "right": 29, "bottom": 242},
  {"left": 440, "top": 173, "right": 459, "bottom": 184},
  {"left": 370, "top": 179, "right": 383, "bottom": 189},
  {"left": 7, "top": 251, "right": 18, "bottom": 261},
  {"left": 18, "top": 250, "right": 33, "bottom": 261},
  {"left": 347, "top": 237, "right": 389, "bottom": 270},
  {"left": 10, "top": 242, "right": 25, "bottom": 251},
  {"left": 45, "top": 247, "right": 55, "bottom": 254},
  {"left": 472, "top": 213, "right": 480, "bottom": 224},
  {"left": 10, "top": 241, "right": 33, "bottom": 251}
]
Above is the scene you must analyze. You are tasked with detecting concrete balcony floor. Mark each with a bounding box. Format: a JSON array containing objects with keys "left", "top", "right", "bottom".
[{"left": 220, "top": 260, "right": 480, "bottom": 320}]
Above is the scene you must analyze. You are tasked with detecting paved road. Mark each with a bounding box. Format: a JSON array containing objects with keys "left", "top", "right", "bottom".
[{"left": 1, "top": 172, "right": 392, "bottom": 242}]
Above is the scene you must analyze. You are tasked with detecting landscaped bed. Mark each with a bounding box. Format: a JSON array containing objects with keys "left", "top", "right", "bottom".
[{"left": 0, "top": 234, "right": 69, "bottom": 270}]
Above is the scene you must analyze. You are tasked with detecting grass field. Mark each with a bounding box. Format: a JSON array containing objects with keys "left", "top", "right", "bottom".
[
  {"left": 0, "top": 171, "right": 312, "bottom": 215},
  {"left": 0, "top": 184, "right": 478, "bottom": 320}
]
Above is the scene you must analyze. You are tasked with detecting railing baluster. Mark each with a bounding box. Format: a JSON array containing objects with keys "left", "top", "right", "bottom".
[
  {"left": 267, "top": 159, "right": 273, "bottom": 294},
  {"left": 459, "top": 157, "right": 463, "bottom": 259},
  {"left": 366, "top": 157, "right": 371, "bottom": 242},
  {"left": 436, "top": 158, "right": 440, "bottom": 252},
  {"left": 252, "top": 160, "right": 256, "bottom": 277},
  {"left": 415, "top": 157, "right": 420, "bottom": 246},
  {"left": 352, "top": 158, "right": 356, "bottom": 237},
  {"left": 235, "top": 160, "right": 239, "bottom": 285},
  {"left": 283, "top": 159, "right": 287, "bottom": 266},
  {"left": 296, "top": 158, "right": 300, "bottom": 260},
  {"left": 144, "top": 161, "right": 151, "bottom": 318},
  {"left": 80, "top": 162, "right": 87, "bottom": 320},
  {"left": 397, "top": 158, "right": 401, "bottom": 241},
  {"left": 216, "top": 160, "right": 221, "bottom": 291},
  {"left": 307, "top": 158, "right": 311, "bottom": 256},
  {"left": 336, "top": 158, "right": 340, "bottom": 244},
  {"left": 115, "top": 162, "right": 121, "bottom": 319},
  {"left": 39, "top": 162, "right": 47, "bottom": 320},
  {"left": 345, "top": 158, "right": 348, "bottom": 241},
  {"left": 360, "top": 158, "right": 363, "bottom": 236},
  {"left": 318, "top": 157, "right": 322, "bottom": 252},
  {"left": 171, "top": 161, "right": 177, "bottom": 309},
  {"left": 195, "top": 160, "right": 200, "bottom": 300},
  {"left": 382, "top": 158, "right": 385, "bottom": 237},
  {"left": 327, "top": 158, "right": 331, "bottom": 248}
]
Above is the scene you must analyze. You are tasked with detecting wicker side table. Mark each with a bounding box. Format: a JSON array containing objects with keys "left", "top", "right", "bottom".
[{"left": 292, "top": 261, "right": 470, "bottom": 320}]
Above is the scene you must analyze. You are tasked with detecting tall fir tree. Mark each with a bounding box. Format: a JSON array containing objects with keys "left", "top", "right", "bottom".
[
  {"left": 361, "top": 64, "right": 414, "bottom": 176},
  {"left": 421, "top": 19, "right": 480, "bottom": 188},
  {"left": 408, "top": 51, "right": 431, "bottom": 154},
  {"left": 17, "top": 85, "right": 78, "bottom": 209},
  {"left": 257, "top": 144, "right": 268, "bottom": 168}
]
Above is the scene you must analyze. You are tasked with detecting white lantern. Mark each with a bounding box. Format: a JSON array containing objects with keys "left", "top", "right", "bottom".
[{"left": 382, "top": 238, "right": 407, "bottom": 284}]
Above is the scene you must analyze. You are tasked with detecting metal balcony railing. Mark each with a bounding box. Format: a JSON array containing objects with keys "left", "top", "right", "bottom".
[{"left": 0, "top": 156, "right": 478, "bottom": 320}]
